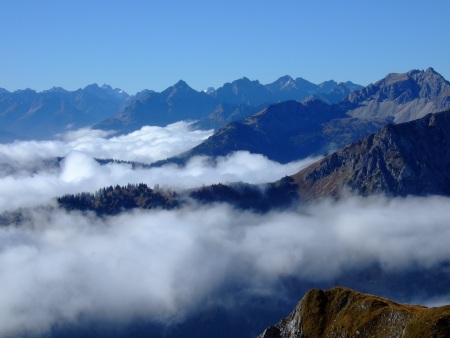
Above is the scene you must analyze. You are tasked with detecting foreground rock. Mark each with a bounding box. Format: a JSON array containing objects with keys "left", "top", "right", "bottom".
[{"left": 258, "top": 287, "right": 450, "bottom": 338}]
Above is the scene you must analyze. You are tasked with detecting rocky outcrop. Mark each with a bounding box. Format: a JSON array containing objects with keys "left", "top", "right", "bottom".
[
  {"left": 289, "top": 109, "right": 450, "bottom": 199},
  {"left": 258, "top": 287, "right": 450, "bottom": 338},
  {"left": 345, "top": 67, "right": 450, "bottom": 123}
]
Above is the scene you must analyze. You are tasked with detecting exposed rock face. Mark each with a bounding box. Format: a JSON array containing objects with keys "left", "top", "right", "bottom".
[
  {"left": 289, "top": 109, "right": 450, "bottom": 199},
  {"left": 258, "top": 287, "right": 450, "bottom": 338},
  {"left": 189, "top": 102, "right": 261, "bottom": 131},
  {"left": 345, "top": 68, "right": 450, "bottom": 123}
]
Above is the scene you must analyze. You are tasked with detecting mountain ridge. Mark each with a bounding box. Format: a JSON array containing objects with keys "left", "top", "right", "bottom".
[
  {"left": 0, "top": 84, "right": 131, "bottom": 139},
  {"left": 94, "top": 75, "right": 363, "bottom": 135},
  {"left": 287, "top": 108, "right": 450, "bottom": 199},
  {"left": 258, "top": 287, "right": 450, "bottom": 338},
  {"left": 153, "top": 68, "right": 450, "bottom": 166},
  {"left": 345, "top": 67, "right": 450, "bottom": 123}
]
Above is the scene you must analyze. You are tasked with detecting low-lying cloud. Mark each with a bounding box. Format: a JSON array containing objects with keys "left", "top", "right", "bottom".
[
  {"left": 0, "top": 122, "right": 211, "bottom": 171},
  {"left": 2, "top": 124, "right": 450, "bottom": 336},
  {"left": 0, "top": 124, "right": 318, "bottom": 212},
  {"left": 1, "top": 196, "right": 450, "bottom": 336}
]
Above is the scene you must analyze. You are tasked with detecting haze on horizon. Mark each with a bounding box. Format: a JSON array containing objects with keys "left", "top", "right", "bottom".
[{"left": 0, "top": 0, "right": 449, "bottom": 94}]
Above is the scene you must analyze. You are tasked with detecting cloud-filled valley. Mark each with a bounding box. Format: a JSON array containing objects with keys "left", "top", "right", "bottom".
[
  {"left": 0, "top": 123, "right": 317, "bottom": 213},
  {"left": 2, "top": 196, "right": 450, "bottom": 336},
  {"left": 1, "top": 122, "right": 450, "bottom": 337}
]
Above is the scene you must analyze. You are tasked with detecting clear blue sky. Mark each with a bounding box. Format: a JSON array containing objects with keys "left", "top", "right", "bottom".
[{"left": 1, "top": 0, "right": 449, "bottom": 94}]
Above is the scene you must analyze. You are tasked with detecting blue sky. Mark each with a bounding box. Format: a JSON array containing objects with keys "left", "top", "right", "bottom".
[{"left": 1, "top": 0, "right": 449, "bottom": 94}]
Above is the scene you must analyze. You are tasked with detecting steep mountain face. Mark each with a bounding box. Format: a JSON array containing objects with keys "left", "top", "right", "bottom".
[
  {"left": 73, "top": 84, "right": 131, "bottom": 121},
  {"left": 0, "top": 88, "right": 10, "bottom": 95},
  {"left": 211, "top": 77, "right": 273, "bottom": 106},
  {"left": 258, "top": 287, "right": 450, "bottom": 338},
  {"left": 153, "top": 100, "right": 387, "bottom": 165},
  {"left": 307, "top": 81, "right": 364, "bottom": 104},
  {"left": 346, "top": 67, "right": 450, "bottom": 123},
  {"left": 189, "top": 103, "right": 261, "bottom": 131},
  {"left": 268, "top": 77, "right": 363, "bottom": 104},
  {"left": 0, "top": 85, "right": 130, "bottom": 140},
  {"left": 288, "top": 109, "right": 450, "bottom": 199},
  {"left": 264, "top": 76, "right": 316, "bottom": 102},
  {"left": 94, "top": 80, "right": 218, "bottom": 133}
]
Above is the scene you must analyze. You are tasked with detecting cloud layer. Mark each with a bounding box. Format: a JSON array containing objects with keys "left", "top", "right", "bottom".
[
  {"left": 0, "top": 124, "right": 317, "bottom": 212},
  {"left": 1, "top": 125, "right": 450, "bottom": 336},
  {"left": 1, "top": 196, "right": 450, "bottom": 336}
]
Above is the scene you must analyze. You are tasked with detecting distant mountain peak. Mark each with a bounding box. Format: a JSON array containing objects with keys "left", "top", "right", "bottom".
[
  {"left": 43, "top": 86, "right": 67, "bottom": 93},
  {"left": 174, "top": 79, "right": 188, "bottom": 86},
  {"left": 232, "top": 77, "right": 260, "bottom": 85},
  {"left": 172, "top": 80, "right": 193, "bottom": 90},
  {"left": 346, "top": 67, "right": 450, "bottom": 122},
  {"left": 101, "top": 84, "right": 113, "bottom": 90},
  {"left": 202, "top": 87, "right": 215, "bottom": 95},
  {"left": 273, "top": 75, "right": 297, "bottom": 90},
  {"left": 84, "top": 83, "right": 101, "bottom": 90}
]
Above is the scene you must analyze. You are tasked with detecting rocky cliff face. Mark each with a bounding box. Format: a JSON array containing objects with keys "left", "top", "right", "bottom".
[
  {"left": 345, "top": 68, "right": 450, "bottom": 123},
  {"left": 258, "top": 287, "right": 450, "bottom": 338},
  {"left": 289, "top": 109, "right": 450, "bottom": 199}
]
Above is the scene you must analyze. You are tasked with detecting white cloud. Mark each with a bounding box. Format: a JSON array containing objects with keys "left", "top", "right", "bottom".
[
  {"left": 0, "top": 196, "right": 450, "bottom": 336},
  {"left": 0, "top": 123, "right": 318, "bottom": 212},
  {"left": 2, "top": 123, "right": 450, "bottom": 336}
]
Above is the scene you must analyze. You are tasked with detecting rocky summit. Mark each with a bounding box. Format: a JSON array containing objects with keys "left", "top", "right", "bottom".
[
  {"left": 258, "top": 287, "right": 450, "bottom": 338},
  {"left": 288, "top": 108, "right": 450, "bottom": 199},
  {"left": 345, "top": 67, "right": 450, "bottom": 123}
]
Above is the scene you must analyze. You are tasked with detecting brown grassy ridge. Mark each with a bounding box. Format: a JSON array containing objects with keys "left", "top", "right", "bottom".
[{"left": 259, "top": 286, "right": 450, "bottom": 338}]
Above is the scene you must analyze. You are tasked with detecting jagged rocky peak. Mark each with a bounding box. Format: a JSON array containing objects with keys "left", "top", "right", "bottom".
[
  {"left": 43, "top": 86, "right": 67, "bottom": 93},
  {"left": 267, "top": 75, "right": 297, "bottom": 91},
  {"left": 163, "top": 80, "right": 197, "bottom": 98},
  {"left": 287, "top": 109, "right": 450, "bottom": 199},
  {"left": 173, "top": 79, "right": 190, "bottom": 88},
  {"left": 345, "top": 67, "right": 450, "bottom": 122},
  {"left": 317, "top": 79, "right": 338, "bottom": 92},
  {"left": 258, "top": 287, "right": 450, "bottom": 338}
]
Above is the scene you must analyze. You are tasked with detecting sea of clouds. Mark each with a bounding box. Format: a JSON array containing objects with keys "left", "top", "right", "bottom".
[{"left": 1, "top": 123, "right": 450, "bottom": 336}]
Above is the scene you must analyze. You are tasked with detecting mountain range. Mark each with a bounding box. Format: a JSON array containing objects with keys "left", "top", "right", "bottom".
[
  {"left": 3, "top": 68, "right": 448, "bottom": 145},
  {"left": 0, "top": 84, "right": 131, "bottom": 139},
  {"left": 0, "top": 75, "right": 363, "bottom": 141},
  {"left": 4, "top": 67, "right": 450, "bottom": 338},
  {"left": 152, "top": 68, "right": 450, "bottom": 166},
  {"left": 94, "top": 76, "right": 363, "bottom": 135}
]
